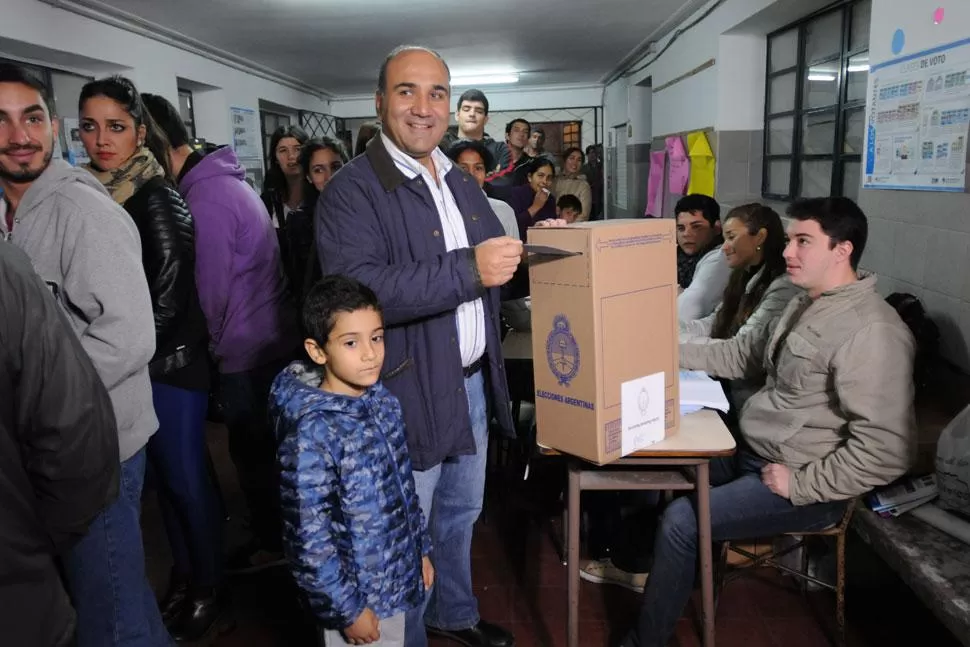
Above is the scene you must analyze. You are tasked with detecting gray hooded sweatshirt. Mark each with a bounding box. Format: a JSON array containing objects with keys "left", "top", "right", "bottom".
[{"left": 1, "top": 159, "right": 158, "bottom": 461}]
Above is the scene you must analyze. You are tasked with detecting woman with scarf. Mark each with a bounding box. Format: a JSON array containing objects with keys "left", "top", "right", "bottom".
[
  {"left": 78, "top": 76, "right": 227, "bottom": 642},
  {"left": 553, "top": 147, "right": 592, "bottom": 221}
]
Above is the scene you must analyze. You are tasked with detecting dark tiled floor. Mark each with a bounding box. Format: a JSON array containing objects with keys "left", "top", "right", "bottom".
[{"left": 142, "top": 426, "right": 964, "bottom": 646}]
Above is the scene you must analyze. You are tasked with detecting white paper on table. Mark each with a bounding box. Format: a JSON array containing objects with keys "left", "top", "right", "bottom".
[
  {"left": 621, "top": 372, "right": 666, "bottom": 456},
  {"left": 679, "top": 370, "right": 730, "bottom": 413}
]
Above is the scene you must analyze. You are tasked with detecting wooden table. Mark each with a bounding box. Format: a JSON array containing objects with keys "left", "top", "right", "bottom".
[
  {"left": 544, "top": 412, "right": 735, "bottom": 647},
  {"left": 500, "top": 332, "right": 736, "bottom": 646}
]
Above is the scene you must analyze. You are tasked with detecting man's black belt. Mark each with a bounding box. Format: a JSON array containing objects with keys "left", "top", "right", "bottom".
[{"left": 463, "top": 356, "right": 484, "bottom": 378}]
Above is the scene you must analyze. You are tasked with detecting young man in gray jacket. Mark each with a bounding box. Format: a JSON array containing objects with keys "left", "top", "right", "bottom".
[
  {"left": 624, "top": 197, "right": 916, "bottom": 647},
  {"left": 0, "top": 64, "right": 169, "bottom": 646}
]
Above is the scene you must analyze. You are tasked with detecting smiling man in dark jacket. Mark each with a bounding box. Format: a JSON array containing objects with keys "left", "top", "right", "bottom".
[
  {"left": 0, "top": 242, "right": 119, "bottom": 647},
  {"left": 317, "top": 45, "right": 521, "bottom": 647}
]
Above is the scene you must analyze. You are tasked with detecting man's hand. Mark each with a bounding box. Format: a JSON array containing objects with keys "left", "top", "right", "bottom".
[
  {"left": 422, "top": 556, "right": 435, "bottom": 590},
  {"left": 343, "top": 608, "right": 380, "bottom": 645},
  {"left": 761, "top": 463, "right": 792, "bottom": 499},
  {"left": 534, "top": 218, "right": 569, "bottom": 228},
  {"left": 475, "top": 237, "right": 524, "bottom": 288}
]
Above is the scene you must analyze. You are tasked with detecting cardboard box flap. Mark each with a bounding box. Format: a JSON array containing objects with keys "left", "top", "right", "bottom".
[{"left": 527, "top": 227, "right": 591, "bottom": 288}]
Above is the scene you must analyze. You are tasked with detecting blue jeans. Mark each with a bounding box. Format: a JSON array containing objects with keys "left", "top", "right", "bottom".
[
  {"left": 148, "top": 382, "right": 223, "bottom": 586},
  {"left": 404, "top": 371, "right": 488, "bottom": 647},
  {"left": 63, "top": 448, "right": 172, "bottom": 647},
  {"left": 623, "top": 452, "right": 847, "bottom": 647}
]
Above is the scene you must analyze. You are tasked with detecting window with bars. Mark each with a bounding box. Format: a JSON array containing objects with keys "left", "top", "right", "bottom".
[
  {"left": 562, "top": 122, "right": 581, "bottom": 151},
  {"left": 763, "top": 0, "right": 870, "bottom": 201}
]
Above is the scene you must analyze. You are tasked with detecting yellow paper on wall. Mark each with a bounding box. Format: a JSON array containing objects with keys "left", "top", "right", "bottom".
[{"left": 686, "top": 131, "right": 715, "bottom": 197}]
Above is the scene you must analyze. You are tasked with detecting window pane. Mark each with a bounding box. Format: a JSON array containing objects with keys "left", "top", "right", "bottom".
[
  {"left": 805, "top": 11, "right": 843, "bottom": 63},
  {"left": 770, "top": 29, "right": 798, "bottom": 72},
  {"left": 769, "top": 73, "right": 797, "bottom": 113},
  {"left": 804, "top": 63, "right": 839, "bottom": 108},
  {"left": 767, "top": 116, "right": 794, "bottom": 154},
  {"left": 847, "top": 51, "right": 869, "bottom": 101},
  {"left": 802, "top": 111, "right": 837, "bottom": 154},
  {"left": 799, "top": 160, "right": 833, "bottom": 197},
  {"left": 844, "top": 108, "right": 866, "bottom": 154},
  {"left": 767, "top": 160, "right": 791, "bottom": 196},
  {"left": 842, "top": 160, "right": 861, "bottom": 200},
  {"left": 850, "top": 0, "right": 871, "bottom": 51}
]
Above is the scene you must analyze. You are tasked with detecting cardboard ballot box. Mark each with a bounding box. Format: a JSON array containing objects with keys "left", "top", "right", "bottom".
[{"left": 526, "top": 219, "right": 679, "bottom": 465}]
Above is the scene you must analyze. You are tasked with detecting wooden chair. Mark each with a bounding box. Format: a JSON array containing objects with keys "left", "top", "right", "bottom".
[{"left": 716, "top": 501, "right": 857, "bottom": 646}]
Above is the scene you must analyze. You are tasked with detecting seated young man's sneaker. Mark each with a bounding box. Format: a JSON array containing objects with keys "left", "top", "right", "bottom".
[{"left": 579, "top": 559, "right": 648, "bottom": 593}]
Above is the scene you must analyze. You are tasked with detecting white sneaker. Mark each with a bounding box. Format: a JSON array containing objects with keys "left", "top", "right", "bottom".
[{"left": 579, "top": 558, "right": 648, "bottom": 593}]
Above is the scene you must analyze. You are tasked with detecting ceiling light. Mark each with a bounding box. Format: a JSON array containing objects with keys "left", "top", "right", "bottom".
[
  {"left": 808, "top": 74, "right": 836, "bottom": 82},
  {"left": 451, "top": 73, "right": 520, "bottom": 86},
  {"left": 847, "top": 64, "right": 870, "bottom": 72}
]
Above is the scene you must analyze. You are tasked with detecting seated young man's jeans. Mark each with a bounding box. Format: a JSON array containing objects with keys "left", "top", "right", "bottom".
[{"left": 623, "top": 451, "right": 847, "bottom": 647}]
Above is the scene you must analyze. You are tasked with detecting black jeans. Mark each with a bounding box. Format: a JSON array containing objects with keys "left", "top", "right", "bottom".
[{"left": 219, "top": 358, "right": 291, "bottom": 551}]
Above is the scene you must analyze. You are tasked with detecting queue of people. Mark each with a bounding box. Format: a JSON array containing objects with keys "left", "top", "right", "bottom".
[{"left": 0, "top": 41, "right": 919, "bottom": 647}]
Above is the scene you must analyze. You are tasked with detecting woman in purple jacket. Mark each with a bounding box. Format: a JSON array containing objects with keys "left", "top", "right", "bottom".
[{"left": 507, "top": 157, "right": 557, "bottom": 239}]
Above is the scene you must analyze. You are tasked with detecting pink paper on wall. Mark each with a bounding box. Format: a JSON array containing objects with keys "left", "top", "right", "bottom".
[
  {"left": 666, "top": 136, "right": 689, "bottom": 194},
  {"left": 646, "top": 150, "right": 666, "bottom": 216}
]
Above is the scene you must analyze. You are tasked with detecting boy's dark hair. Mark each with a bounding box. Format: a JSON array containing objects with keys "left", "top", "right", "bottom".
[
  {"left": 505, "top": 118, "right": 530, "bottom": 136},
  {"left": 674, "top": 194, "right": 720, "bottom": 227},
  {"left": 0, "top": 63, "right": 55, "bottom": 115},
  {"left": 457, "top": 89, "right": 489, "bottom": 114},
  {"left": 787, "top": 197, "right": 868, "bottom": 270},
  {"left": 303, "top": 275, "right": 383, "bottom": 345},
  {"left": 557, "top": 194, "right": 582, "bottom": 213},
  {"left": 445, "top": 139, "right": 494, "bottom": 172},
  {"left": 141, "top": 93, "right": 191, "bottom": 149}
]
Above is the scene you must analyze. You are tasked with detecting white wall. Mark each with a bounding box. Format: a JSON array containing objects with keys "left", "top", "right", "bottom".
[
  {"left": 859, "top": 0, "right": 970, "bottom": 369},
  {"left": 1, "top": 0, "right": 329, "bottom": 159},
  {"left": 329, "top": 84, "right": 604, "bottom": 119}
]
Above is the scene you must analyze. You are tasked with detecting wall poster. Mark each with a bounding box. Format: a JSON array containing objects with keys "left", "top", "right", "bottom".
[
  {"left": 864, "top": 37, "right": 970, "bottom": 192},
  {"left": 230, "top": 106, "right": 260, "bottom": 160}
]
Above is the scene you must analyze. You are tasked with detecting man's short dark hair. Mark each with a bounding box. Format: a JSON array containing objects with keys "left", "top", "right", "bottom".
[
  {"left": 457, "top": 89, "right": 489, "bottom": 114},
  {"left": 141, "top": 93, "right": 191, "bottom": 149},
  {"left": 445, "top": 139, "right": 494, "bottom": 172},
  {"left": 788, "top": 197, "right": 868, "bottom": 270},
  {"left": 377, "top": 45, "right": 451, "bottom": 95},
  {"left": 506, "top": 118, "right": 530, "bottom": 135},
  {"left": 0, "top": 63, "right": 55, "bottom": 115},
  {"left": 674, "top": 194, "right": 721, "bottom": 227},
  {"left": 557, "top": 194, "right": 582, "bottom": 213},
  {"left": 303, "top": 275, "right": 383, "bottom": 345}
]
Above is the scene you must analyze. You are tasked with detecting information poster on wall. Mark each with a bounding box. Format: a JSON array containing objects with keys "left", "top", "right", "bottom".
[
  {"left": 230, "top": 106, "right": 260, "bottom": 160},
  {"left": 62, "top": 117, "right": 89, "bottom": 166},
  {"left": 864, "top": 37, "right": 970, "bottom": 192}
]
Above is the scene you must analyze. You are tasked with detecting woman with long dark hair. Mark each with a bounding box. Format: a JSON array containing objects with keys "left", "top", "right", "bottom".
[
  {"left": 506, "top": 157, "right": 557, "bottom": 239},
  {"left": 553, "top": 147, "right": 592, "bottom": 221},
  {"left": 291, "top": 137, "right": 348, "bottom": 299},
  {"left": 680, "top": 203, "right": 800, "bottom": 408},
  {"left": 261, "top": 125, "right": 309, "bottom": 292},
  {"left": 78, "top": 76, "right": 227, "bottom": 642}
]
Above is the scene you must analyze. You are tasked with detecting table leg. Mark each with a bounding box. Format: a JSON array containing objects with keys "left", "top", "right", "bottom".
[
  {"left": 567, "top": 464, "right": 581, "bottom": 647},
  {"left": 696, "top": 461, "right": 715, "bottom": 647}
]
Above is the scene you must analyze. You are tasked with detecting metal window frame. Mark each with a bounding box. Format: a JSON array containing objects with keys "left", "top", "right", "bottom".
[
  {"left": 762, "top": 0, "right": 870, "bottom": 201},
  {"left": 177, "top": 87, "right": 197, "bottom": 140}
]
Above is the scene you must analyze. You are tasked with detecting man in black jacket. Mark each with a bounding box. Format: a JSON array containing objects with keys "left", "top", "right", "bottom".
[{"left": 0, "top": 242, "right": 120, "bottom": 647}]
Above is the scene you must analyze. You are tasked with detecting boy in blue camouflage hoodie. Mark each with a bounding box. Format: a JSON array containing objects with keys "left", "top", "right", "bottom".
[{"left": 272, "top": 275, "right": 433, "bottom": 646}]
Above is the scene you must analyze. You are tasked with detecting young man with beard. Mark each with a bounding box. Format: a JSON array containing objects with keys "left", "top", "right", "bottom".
[
  {"left": 439, "top": 89, "right": 510, "bottom": 175},
  {"left": 0, "top": 64, "right": 167, "bottom": 645}
]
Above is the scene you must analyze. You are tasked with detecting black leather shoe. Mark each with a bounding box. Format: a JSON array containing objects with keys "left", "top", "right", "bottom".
[
  {"left": 169, "top": 586, "right": 235, "bottom": 643},
  {"left": 158, "top": 575, "right": 189, "bottom": 627},
  {"left": 427, "top": 620, "right": 515, "bottom": 647}
]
